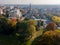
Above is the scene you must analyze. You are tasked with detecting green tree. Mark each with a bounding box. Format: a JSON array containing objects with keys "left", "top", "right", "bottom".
[
  {"left": 16, "top": 20, "right": 37, "bottom": 43},
  {"left": 27, "top": 19, "right": 37, "bottom": 38},
  {"left": 27, "top": 19, "right": 37, "bottom": 26}
]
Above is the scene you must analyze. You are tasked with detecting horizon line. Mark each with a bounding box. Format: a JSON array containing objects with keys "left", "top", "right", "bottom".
[{"left": 0, "top": 3, "right": 60, "bottom": 5}]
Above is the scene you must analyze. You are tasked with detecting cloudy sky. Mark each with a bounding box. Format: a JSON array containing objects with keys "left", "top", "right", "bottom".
[{"left": 0, "top": 0, "right": 60, "bottom": 5}]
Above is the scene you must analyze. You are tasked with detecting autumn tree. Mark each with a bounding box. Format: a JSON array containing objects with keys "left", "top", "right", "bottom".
[
  {"left": 52, "top": 16, "right": 60, "bottom": 23},
  {"left": 45, "top": 22, "right": 57, "bottom": 31},
  {"left": 37, "top": 31, "right": 60, "bottom": 45}
]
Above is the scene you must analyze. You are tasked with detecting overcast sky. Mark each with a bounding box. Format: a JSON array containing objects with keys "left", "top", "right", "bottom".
[{"left": 0, "top": 0, "right": 60, "bottom": 5}]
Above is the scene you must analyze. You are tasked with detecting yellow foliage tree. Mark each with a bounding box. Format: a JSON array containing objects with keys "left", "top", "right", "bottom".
[{"left": 52, "top": 16, "right": 60, "bottom": 23}]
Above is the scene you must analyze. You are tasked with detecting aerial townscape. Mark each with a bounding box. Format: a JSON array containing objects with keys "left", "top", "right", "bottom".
[{"left": 0, "top": 4, "right": 60, "bottom": 45}]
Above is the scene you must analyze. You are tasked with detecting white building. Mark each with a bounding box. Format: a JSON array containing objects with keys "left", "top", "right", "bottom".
[
  {"left": 9, "top": 8, "right": 22, "bottom": 18},
  {"left": 10, "top": 6, "right": 14, "bottom": 9},
  {"left": 0, "top": 8, "right": 3, "bottom": 14},
  {"left": 16, "top": 9, "right": 22, "bottom": 18}
]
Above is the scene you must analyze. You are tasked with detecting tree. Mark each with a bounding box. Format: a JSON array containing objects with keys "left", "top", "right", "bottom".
[
  {"left": 52, "top": 16, "right": 60, "bottom": 23},
  {"left": 16, "top": 20, "right": 37, "bottom": 42},
  {"left": 7, "top": 18, "right": 17, "bottom": 27},
  {"left": 27, "top": 19, "right": 37, "bottom": 26},
  {"left": 37, "top": 31, "right": 60, "bottom": 45},
  {"left": 27, "top": 19, "right": 37, "bottom": 38},
  {"left": 45, "top": 22, "right": 57, "bottom": 31},
  {"left": 0, "top": 18, "right": 15, "bottom": 35},
  {"left": 16, "top": 21, "right": 28, "bottom": 42},
  {"left": 27, "top": 25, "right": 36, "bottom": 38}
]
